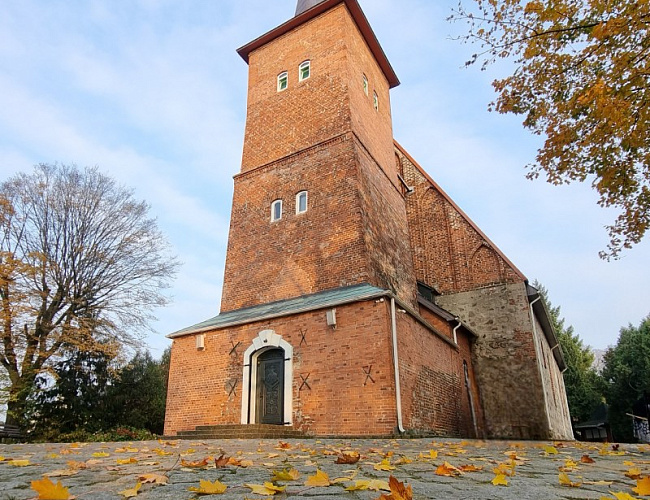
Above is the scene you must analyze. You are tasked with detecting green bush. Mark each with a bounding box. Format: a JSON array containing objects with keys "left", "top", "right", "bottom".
[{"left": 56, "top": 426, "right": 159, "bottom": 443}]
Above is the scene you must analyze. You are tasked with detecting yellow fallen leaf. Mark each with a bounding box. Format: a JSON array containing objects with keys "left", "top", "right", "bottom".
[
  {"left": 559, "top": 472, "right": 582, "bottom": 487},
  {"left": 435, "top": 462, "right": 462, "bottom": 477},
  {"left": 119, "top": 482, "right": 141, "bottom": 498},
  {"left": 633, "top": 477, "right": 650, "bottom": 496},
  {"left": 188, "top": 479, "right": 228, "bottom": 495},
  {"left": 611, "top": 493, "right": 642, "bottom": 500},
  {"left": 332, "top": 470, "right": 358, "bottom": 484},
  {"left": 377, "top": 475, "right": 413, "bottom": 500},
  {"left": 272, "top": 468, "right": 300, "bottom": 481},
  {"left": 584, "top": 480, "right": 613, "bottom": 486},
  {"left": 153, "top": 448, "right": 173, "bottom": 456},
  {"left": 31, "top": 477, "right": 73, "bottom": 500},
  {"left": 394, "top": 455, "right": 413, "bottom": 465},
  {"left": 138, "top": 474, "right": 168, "bottom": 485},
  {"left": 581, "top": 454, "right": 596, "bottom": 464},
  {"left": 626, "top": 468, "right": 643, "bottom": 480},
  {"left": 345, "top": 479, "right": 391, "bottom": 491},
  {"left": 245, "top": 483, "right": 286, "bottom": 496},
  {"left": 8, "top": 459, "right": 30, "bottom": 466},
  {"left": 305, "top": 469, "right": 331, "bottom": 487},
  {"left": 116, "top": 458, "right": 137, "bottom": 465},
  {"left": 92, "top": 452, "right": 109, "bottom": 458},
  {"left": 492, "top": 474, "right": 508, "bottom": 486},
  {"left": 44, "top": 470, "right": 79, "bottom": 478},
  {"left": 375, "top": 458, "right": 396, "bottom": 471},
  {"left": 544, "top": 446, "right": 558, "bottom": 455}
]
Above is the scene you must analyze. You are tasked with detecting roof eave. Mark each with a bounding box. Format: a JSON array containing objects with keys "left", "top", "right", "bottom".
[
  {"left": 527, "top": 284, "right": 567, "bottom": 371},
  {"left": 236, "top": 0, "right": 400, "bottom": 88}
]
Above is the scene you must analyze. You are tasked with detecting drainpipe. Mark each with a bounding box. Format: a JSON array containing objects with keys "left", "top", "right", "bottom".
[
  {"left": 551, "top": 343, "right": 568, "bottom": 373},
  {"left": 390, "top": 297, "right": 405, "bottom": 433},
  {"left": 452, "top": 319, "right": 461, "bottom": 345}
]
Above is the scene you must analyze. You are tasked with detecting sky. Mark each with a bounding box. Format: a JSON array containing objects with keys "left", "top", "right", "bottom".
[{"left": 0, "top": 0, "right": 648, "bottom": 358}]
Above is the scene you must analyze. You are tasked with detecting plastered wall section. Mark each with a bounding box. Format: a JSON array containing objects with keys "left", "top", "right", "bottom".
[
  {"left": 436, "top": 282, "right": 554, "bottom": 440},
  {"left": 531, "top": 313, "right": 574, "bottom": 440},
  {"left": 164, "top": 299, "right": 399, "bottom": 437}
]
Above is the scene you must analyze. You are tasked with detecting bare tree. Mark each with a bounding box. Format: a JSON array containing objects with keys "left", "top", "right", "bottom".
[{"left": 0, "top": 163, "right": 178, "bottom": 427}]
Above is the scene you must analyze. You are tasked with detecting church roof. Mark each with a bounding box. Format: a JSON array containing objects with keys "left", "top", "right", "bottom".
[
  {"left": 237, "top": 0, "right": 400, "bottom": 88},
  {"left": 168, "top": 283, "right": 388, "bottom": 338}
]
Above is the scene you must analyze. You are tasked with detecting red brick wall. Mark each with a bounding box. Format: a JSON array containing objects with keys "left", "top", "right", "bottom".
[{"left": 397, "top": 147, "right": 523, "bottom": 294}]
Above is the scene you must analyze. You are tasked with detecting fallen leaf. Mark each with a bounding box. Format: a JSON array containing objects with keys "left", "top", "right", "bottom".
[
  {"left": 492, "top": 474, "right": 508, "bottom": 486},
  {"left": 44, "top": 470, "right": 79, "bottom": 478},
  {"left": 459, "top": 464, "right": 483, "bottom": 472},
  {"left": 215, "top": 454, "right": 230, "bottom": 468},
  {"left": 138, "top": 474, "right": 168, "bottom": 485},
  {"left": 435, "top": 462, "right": 462, "bottom": 477},
  {"left": 245, "top": 483, "right": 286, "bottom": 496},
  {"left": 271, "top": 468, "right": 300, "bottom": 481},
  {"left": 188, "top": 479, "right": 228, "bottom": 495},
  {"left": 181, "top": 457, "right": 210, "bottom": 468},
  {"left": 336, "top": 451, "right": 360, "bottom": 464},
  {"left": 610, "top": 492, "right": 641, "bottom": 500},
  {"left": 626, "top": 468, "right": 643, "bottom": 480},
  {"left": 31, "top": 477, "right": 74, "bottom": 500},
  {"left": 276, "top": 441, "right": 292, "bottom": 450},
  {"left": 633, "top": 477, "right": 650, "bottom": 496},
  {"left": 377, "top": 475, "right": 413, "bottom": 500},
  {"left": 345, "top": 478, "right": 390, "bottom": 491},
  {"left": 8, "top": 459, "right": 30, "bottom": 466},
  {"left": 305, "top": 469, "right": 331, "bottom": 487},
  {"left": 332, "top": 470, "right": 358, "bottom": 484},
  {"left": 92, "top": 452, "right": 110, "bottom": 458},
  {"left": 581, "top": 454, "right": 596, "bottom": 464},
  {"left": 119, "top": 482, "right": 142, "bottom": 498},
  {"left": 394, "top": 456, "right": 413, "bottom": 465},
  {"left": 559, "top": 472, "right": 582, "bottom": 487},
  {"left": 116, "top": 458, "right": 138, "bottom": 465},
  {"left": 374, "top": 458, "right": 396, "bottom": 471},
  {"left": 66, "top": 461, "right": 87, "bottom": 470},
  {"left": 544, "top": 446, "right": 558, "bottom": 455}
]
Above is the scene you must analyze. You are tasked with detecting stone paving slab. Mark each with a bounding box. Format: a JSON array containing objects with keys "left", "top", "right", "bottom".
[{"left": 0, "top": 438, "right": 648, "bottom": 499}]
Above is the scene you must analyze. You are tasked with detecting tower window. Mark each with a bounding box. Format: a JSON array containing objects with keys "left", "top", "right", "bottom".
[
  {"left": 271, "top": 199, "right": 283, "bottom": 222},
  {"left": 363, "top": 74, "right": 368, "bottom": 95},
  {"left": 299, "top": 61, "right": 311, "bottom": 81},
  {"left": 296, "top": 191, "right": 308, "bottom": 214},
  {"left": 277, "top": 72, "right": 288, "bottom": 92},
  {"left": 373, "top": 91, "right": 379, "bottom": 111}
]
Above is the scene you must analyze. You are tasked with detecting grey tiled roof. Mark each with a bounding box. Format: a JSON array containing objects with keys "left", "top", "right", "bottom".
[
  {"left": 168, "top": 283, "right": 388, "bottom": 338},
  {"left": 295, "top": 0, "right": 327, "bottom": 16}
]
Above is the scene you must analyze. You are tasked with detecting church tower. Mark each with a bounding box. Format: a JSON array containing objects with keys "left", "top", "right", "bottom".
[{"left": 219, "top": 0, "right": 416, "bottom": 312}]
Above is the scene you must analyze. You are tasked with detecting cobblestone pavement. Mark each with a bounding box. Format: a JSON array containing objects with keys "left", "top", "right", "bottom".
[{"left": 1, "top": 437, "right": 649, "bottom": 499}]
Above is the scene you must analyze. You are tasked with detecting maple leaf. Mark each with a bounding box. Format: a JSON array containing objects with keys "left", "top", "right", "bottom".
[
  {"left": 435, "top": 462, "right": 462, "bottom": 477},
  {"left": 492, "top": 474, "right": 508, "bottom": 486},
  {"left": 188, "top": 479, "right": 228, "bottom": 495},
  {"left": 271, "top": 468, "right": 300, "bottom": 481},
  {"left": 181, "top": 457, "right": 210, "bottom": 468},
  {"left": 332, "top": 470, "right": 358, "bottom": 484},
  {"left": 559, "top": 472, "right": 582, "bottom": 487},
  {"left": 138, "top": 474, "right": 168, "bottom": 485},
  {"left": 31, "top": 477, "right": 74, "bottom": 500},
  {"left": 305, "top": 469, "right": 331, "bottom": 487},
  {"left": 119, "top": 482, "right": 142, "bottom": 498},
  {"left": 459, "top": 464, "right": 483, "bottom": 472},
  {"left": 345, "top": 479, "right": 391, "bottom": 491},
  {"left": 92, "top": 452, "right": 110, "bottom": 458},
  {"left": 609, "top": 493, "right": 642, "bottom": 500},
  {"left": 245, "top": 482, "right": 286, "bottom": 496},
  {"left": 581, "top": 454, "right": 596, "bottom": 464},
  {"left": 626, "top": 468, "right": 643, "bottom": 480},
  {"left": 153, "top": 448, "right": 173, "bottom": 456},
  {"left": 376, "top": 475, "right": 413, "bottom": 500},
  {"left": 336, "top": 451, "right": 360, "bottom": 464},
  {"left": 393, "top": 455, "right": 413, "bottom": 465},
  {"left": 8, "top": 459, "right": 30, "bottom": 466},
  {"left": 276, "top": 441, "right": 292, "bottom": 450},
  {"left": 116, "top": 458, "right": 137, "bottom": 465},
  {"left": 214, "top": 454, "right": 230, "bottom": 468},
  {"left": 633, "top": 477, "right": 650, "bottom": 496},
  {"left": 374, "top": 458, "right": 396, "bottom": 471},
  {"left": 544, "top": 446, "right": 558, "bottom": 455}
]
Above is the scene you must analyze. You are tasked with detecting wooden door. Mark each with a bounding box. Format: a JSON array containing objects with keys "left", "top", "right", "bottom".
[{"left": 256, "top": 349, "right": 284, "bottom": 425}]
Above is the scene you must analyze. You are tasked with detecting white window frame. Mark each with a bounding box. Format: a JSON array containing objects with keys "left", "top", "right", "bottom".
[
  {"left": 277, "top": 71, "right": 288, "bottom": 92},
  {"left": 373, "top": 91, "right": 379, "bottom": 111},
  {"left": 271, "top": 199, "right": 282, "bottom": 222},
  {"left": 363, "top": 74, "right": 368, "bottom": 95},
  {"left": 296, "top": 191, "right": 308, "bottom": 214},
  {"left": 299, "top": 60, "right": 311, "bottom": 82}
]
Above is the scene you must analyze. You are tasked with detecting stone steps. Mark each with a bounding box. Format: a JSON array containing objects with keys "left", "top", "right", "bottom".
[{"left": 174, "top": 424, "right": 307, "bottom": 440}]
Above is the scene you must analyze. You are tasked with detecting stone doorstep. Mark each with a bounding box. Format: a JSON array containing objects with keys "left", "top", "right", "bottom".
[{"left": 172, "top": 423, "right": 307, "bottom": 440}]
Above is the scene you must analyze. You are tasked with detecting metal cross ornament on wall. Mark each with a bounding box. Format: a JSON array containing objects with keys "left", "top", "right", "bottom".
[
  {"left": 362, "top": 365, "right": 375, "bottom": 385},
  {"left": 299, "top": 329, "right": 308, "bottom": 346},
  {"left": 229, "top": 340, "right": 242, "bottom": 356},
  {"left": 227, "top": 379, "right": 238, "bottom": 399},
  {"left": 299, "top": 373, "right": 311, "bottom": 391}
]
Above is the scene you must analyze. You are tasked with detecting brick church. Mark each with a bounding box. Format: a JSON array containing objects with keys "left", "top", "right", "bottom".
[{"left": 164, "top": 0, "right": 573, "bottom": 440}]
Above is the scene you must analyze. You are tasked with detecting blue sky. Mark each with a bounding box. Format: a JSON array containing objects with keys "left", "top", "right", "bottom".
[{"left": 0, "top": 0, "right": 648, "bottom": 358}]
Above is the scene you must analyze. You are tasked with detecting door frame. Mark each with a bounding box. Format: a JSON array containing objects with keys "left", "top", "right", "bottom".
[{"left": 241, "top": 330, "right": 293, "bottom": 425}]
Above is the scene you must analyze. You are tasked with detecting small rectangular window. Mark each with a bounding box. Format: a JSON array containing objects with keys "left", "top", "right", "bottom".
[
  {"left": 271, "top": 199, "right": 282, "bottom": 221},
  {"left": 296, "top": 191, "right": 308, "bottom": 214},
  {"left": 277, "top": 72, "right": 288, "bottom": 92},
  {"left": 299, "top": 61, "right": 310, "bottom": 81},
  {"left": 363, "top": 74, "right": 368, "bottom": 95},
  {"left": 373, "top": 91, "right": 379, "bottom": 111}
]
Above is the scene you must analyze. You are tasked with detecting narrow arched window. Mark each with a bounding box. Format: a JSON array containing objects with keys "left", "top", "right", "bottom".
[
  {"left": 296, "top": 191, "right": 308, "bottom": 214},
  {"left": 271, "top": 199, "right": 282, "bottom": 222},
  {"left": 299, "top": 61, "right": 311, "bottom": 81},
  {"left": 373, "top": 91, "right": 379, "bottom": 111},
  {"left": 277, "top": 72, "right": 288, "bottom": 92},
  {"left": 363, "top": 74, "right": 368, "bottom": 95}
]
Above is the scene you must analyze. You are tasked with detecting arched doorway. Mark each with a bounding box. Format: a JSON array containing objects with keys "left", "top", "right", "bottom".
[
  {"left": 255, "top": 349, "right": 284, "bottom": 424},
  {"left": 241, "top": 330, "right": 293, "bottom": 425}
]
